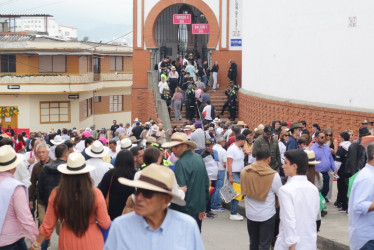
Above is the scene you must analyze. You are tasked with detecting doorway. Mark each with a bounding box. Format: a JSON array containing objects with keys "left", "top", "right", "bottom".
[{"left": 154, "top": 4, "right": 209, "bottom": 63}]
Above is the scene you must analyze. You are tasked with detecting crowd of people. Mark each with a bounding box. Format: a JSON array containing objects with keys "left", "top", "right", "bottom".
[
  {"left": 0, "top": 116, "right": 374, "bottom": 250},
  {"left": 156, "top": 53, "right": 239, "bottom": 122}
]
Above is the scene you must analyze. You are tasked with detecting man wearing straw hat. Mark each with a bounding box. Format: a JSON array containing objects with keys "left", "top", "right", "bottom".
[
  {"left": 0, "top": 145, "right": 38, "bottom": 248},
  {"left": 85, "top": 140, "right": 112, "bottom": 187},
  {"left": 162, "top": 132, "right": 209, "bottom": 232},
  {"left": 104, "top": 164, "right": 204, "bottom": 249}
]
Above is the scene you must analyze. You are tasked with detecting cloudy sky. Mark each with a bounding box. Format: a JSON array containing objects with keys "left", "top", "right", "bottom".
[{"left": 1, "top": 0, "right": 133, "bottom": 44}]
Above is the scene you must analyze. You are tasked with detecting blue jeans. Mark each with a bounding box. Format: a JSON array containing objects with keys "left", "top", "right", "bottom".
[
  {"left": 202, "top": 75, "right": 208, "bottom": 88},
  {"left": 360, "top": 240, "right": 374, "bottom": 250},
  {"left": 228, "top": 172, "right": 241, "bottom": 215},
  {"left": 211, "top": 170, "right": 225, "bottom": 209}
]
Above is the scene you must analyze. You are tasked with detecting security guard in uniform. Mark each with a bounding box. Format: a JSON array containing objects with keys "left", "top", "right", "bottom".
[
  {"left": 163, "top": 88, "right": 172, "bottom": 115},
  {"left": 186, "top": 84, "right": 197, "bottom": 121},
  {"left": 220, "top": 84, "right": 233, "bottom": 116},
  {"left": 228, "top": 85, "right": 237, "bottom": 121}
]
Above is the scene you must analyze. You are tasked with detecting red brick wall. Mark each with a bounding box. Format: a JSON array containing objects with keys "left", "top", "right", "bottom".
[
  {"left": 131, "top": 88, "right": 158, "bottom": 122},
  {"left": 238, "top": 91, "right": 374, "bottom": 135}
]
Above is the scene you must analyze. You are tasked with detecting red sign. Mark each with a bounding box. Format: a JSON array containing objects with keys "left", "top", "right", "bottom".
[
  {"left": 173, "top": 14, "right": 191, "bottom": 24},
  {"left": 192, "top": 24, "right": 210, "bottom": 34}
]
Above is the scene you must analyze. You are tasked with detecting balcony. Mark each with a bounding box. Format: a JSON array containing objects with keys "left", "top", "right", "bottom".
[{"left": 0, "top": 73, "right": 94, "bottom": 84}]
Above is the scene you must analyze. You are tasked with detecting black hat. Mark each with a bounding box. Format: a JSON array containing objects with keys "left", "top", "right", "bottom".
[
  {"left": 264, "top": 125, "right": 274, "bottom": 135},
  {"left": 359, "top": 127, "right": 371, "bottom": 137}
]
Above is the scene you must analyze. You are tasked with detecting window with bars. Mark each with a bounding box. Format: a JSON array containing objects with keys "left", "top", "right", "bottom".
[
  {"left": 39, "top": 55, "right": 66, "bottom": 73},
  {"left": 40, "top": 101, "right": 70, "bottom": 123},
  {"left": 1, "top": 55, "right": 16, "bottom": 73},
  {"left": 109, "top": 56, "right": 123, "bottom": 71},
  {"left": 109, "top": 95, "right": 123, "bottom": 112}
]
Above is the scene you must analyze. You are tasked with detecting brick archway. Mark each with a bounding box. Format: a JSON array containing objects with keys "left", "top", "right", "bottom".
[{"left": 144, "top": 0, "right": 219, "bottom": 49}]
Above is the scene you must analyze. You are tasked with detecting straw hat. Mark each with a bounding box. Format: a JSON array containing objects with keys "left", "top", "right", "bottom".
[
  {"left": 183, "top": 125, "right": 192, "bottom": 131},
  {"left": 0, "top": 145, "right": 24, "bottom": 172},
  {"left": 146, "top": 136, "right": 157, "bottom": 144},
  {"left": 236, "top": 121, "right": 247, "bottom": 126},
  {"left": 85, "top": 140, "right": 110, "bottom": 158},
  {"left": 304, "top": 149, "right": 321, "bottom": 165},
  {"left": 162, "top": 132, "right": 197, "bottom": 149},
  {"left": 289, "top": 122, "right": 302, "bottom": 130},
  {"left": 119, "top": 138, "right": 133, "bottom": 150},
  {"left": 50, "top": 135, "right": 65, "bottom": 145},
  {"left": 58, "top": 152, "right": 95, "bottom": 175},
  {"left": 151, "top": 124, "right": 159, "bottom": 132},
  {"left": 118, "top": 163, "right": 185, "bottom": 206}
]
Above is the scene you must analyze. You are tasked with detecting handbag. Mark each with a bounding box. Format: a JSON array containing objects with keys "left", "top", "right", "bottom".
[
  {"left": 319, "top": 192, "right": 326, "bottom": 211},
  {"left": 220, "top": 171, "right": 239, "bottom": 203},
  {"left": 105, "top": 175, "right": 114, "bottom": 209}
]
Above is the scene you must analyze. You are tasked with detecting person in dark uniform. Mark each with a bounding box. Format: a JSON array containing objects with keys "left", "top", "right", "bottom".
[
  {"left": 228, "top": 59, "right": 238, "bottom": 84},
  {"left": 220, "top": 85, "right": 232, "bottom": 116},
  {"left": 228, "top": 86, "right": 237, "bottom": 121},
  {"left": 186, "top": 84, "right": 197, "bottom": 122}
]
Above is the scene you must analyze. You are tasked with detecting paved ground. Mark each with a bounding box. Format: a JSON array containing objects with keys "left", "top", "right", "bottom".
[
  {"left": 202, "top": 210, "right": 248, "bottom": 250},
  {"left": 43, "top": 180, "right": 349, "bottom": 250}
]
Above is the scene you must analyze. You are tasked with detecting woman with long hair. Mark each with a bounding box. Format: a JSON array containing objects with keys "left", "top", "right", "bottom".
[
  {"left": 14, "top": 133, "right": 26, "bottom": 153},
  {"left": 278, "top": 129, "right": 290, "bottom": 165},
  {"left": 171, "top": 87, "right": 183, "bottom": 121},
  {"left": 98, "top": 150, "right": 135, "bottom": 220},
  {"left": 311, "top": 123, "right": 321, "bottom": 141},
  {"left": 31, "top": 153, "right": 110, "bottom": 250}
]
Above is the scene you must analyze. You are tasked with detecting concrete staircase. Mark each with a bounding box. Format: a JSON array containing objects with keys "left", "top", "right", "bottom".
[{"left": 169, "top": 89, "right": 238, "bottom": 127}]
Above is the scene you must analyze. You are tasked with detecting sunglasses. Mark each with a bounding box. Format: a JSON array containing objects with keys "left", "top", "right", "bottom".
[
  {"left": 326, "top": 134, "right": 332, "bottom": 137},
  {"left": 135, "top": 188, "right": 160, "bottom": 199}
]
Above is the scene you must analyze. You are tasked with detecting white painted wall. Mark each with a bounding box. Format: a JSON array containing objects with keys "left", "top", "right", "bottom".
[
  {"left": 242, "top": 0, "right": 374, "bottom": 110},
  {"left": 0, "top": 87, "right": 132, "bottom": 132}
]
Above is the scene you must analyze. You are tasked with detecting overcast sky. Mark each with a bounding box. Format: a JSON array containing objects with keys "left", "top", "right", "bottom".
[{"left": 1, "top": 0, "right": 133, "bottom": 44}]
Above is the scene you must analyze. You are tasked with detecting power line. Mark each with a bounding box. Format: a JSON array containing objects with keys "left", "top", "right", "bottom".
[{"left": 20, "top": 1, "right": 65, "bottom": 12}]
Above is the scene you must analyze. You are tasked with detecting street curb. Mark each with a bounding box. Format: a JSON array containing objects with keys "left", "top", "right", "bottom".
[{"left": 222, "top": 202, "right": 350, "bottom": 250}]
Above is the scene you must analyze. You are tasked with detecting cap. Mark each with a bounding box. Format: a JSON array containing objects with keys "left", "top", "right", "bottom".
[{"left": 264, "top": 125, "right": 274, "bottom": 135}]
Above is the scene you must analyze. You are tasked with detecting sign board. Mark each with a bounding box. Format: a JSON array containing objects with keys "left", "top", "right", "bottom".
[
  {"left": 192, "top": 24, "right": 210, "bottom": 34},
  {"left": 229, "top": 0, "right": 242, "bottom": 50},
  {"left": 7, "top": 85, "right": 20, "bottom": 90},
  {"left": 231, "top": 39, "right": 242, "bottom": 47},
  {"left": 173, "top": 14, "right": 191, "bottom": 24},
  {"left": 68, "top": 94, "right": 79, "bottom": 99}
]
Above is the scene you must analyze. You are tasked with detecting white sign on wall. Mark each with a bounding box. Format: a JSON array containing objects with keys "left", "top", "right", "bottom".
[{"left": 229, "top": 0, "right": 242, "bottom": 50}]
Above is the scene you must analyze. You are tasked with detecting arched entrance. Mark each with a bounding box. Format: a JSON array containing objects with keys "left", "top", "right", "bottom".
[{"left": 154, "top": 4, "right": 209, "bottom": 63}]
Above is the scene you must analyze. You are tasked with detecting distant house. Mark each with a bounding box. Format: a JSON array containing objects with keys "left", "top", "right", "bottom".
[{"left": 0, "top": 34, "right": 133, "bottom": 132}]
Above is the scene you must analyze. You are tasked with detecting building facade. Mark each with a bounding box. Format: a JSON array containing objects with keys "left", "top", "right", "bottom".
[
  {"left": 240, "top": 0, "right": 374, "bottom": 133},
  {"left": 131, "top": 0, "right": 242, "bottom": 122},
  {"left": 0, "top": 34, "right": 133, "bottom": 132}
]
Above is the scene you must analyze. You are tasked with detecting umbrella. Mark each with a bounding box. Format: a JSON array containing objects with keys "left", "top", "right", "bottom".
[{"left": 360, "top": 135, "right": 374, "bottom": 148}]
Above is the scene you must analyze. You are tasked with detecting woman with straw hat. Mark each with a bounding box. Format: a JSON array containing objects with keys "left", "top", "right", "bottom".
[
  {"left": 31, "top": 152, "right": 110, "bottom": 250},
  {"left": 0, "top": 145, "right": 38, "bottom": 249}
]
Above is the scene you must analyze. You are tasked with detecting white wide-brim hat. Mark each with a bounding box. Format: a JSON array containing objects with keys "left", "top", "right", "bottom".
[
  {"left": 162, "top": 132, "right": 197, "bottom": 150},
  {"left": 58, "top": 152, "right": 95, "bottom": 175},
  {"left": 116, "top": 138, "right": 133, "bottom": 152},
  {"left": 118, "top": 163, "right": 185, "bottom": 206},
  {"left": 85, "top": 140, "right": 110, "bottom": 158},
  {"left": 304, "top": 149, "right": 321, "bottom": 165},
  {"left": 0, "top": 145, "right": 24, "bottom": 172},
  {"left": 50, "top": 135, "right": 65, "bottom": 145}
]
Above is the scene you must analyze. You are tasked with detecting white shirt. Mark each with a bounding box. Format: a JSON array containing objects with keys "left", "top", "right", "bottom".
[
  {"left": 87, "top": 158, "right": 113, "bottom": 187},
  {"left": 216, "top": 127, "right": 223, "bottom": 136},
  {"left": 75, "top": 140, "right": 85, "bottom": 152},
  {"left": 108, "top": 149, "right": 117, "bottom": 159},
  {"left": 213, "top": 144, "right": 227, "bottom": 171},
  {"left": 278, "top": 141, "right": 286, "bottom": 165},
  {"left": 224, "top": 128, "right": 232, "bottom": 142},
  {"left": 245, "top": 173, "right": 282, "bottom": 222},
  {"left": 226, "top": 143, "right": 244, "bottom": 172},
  {"left": 13, "top": 162, "right": 31, "bottom": 188},
  {"left": 23, "top": 151, "right": 37, "bottom": 174},
  {"left": 202, "top": 105, "right": 212, "bottom": 120},
  {"left": 49, "top": 145, "right": 56, "bottom": 161},
  {"left": 348, "top": 163, "right": 374, "bottom": 250},
  {"left": 274, "top": 176, "right": 319, "bottom": 250},
  {"left": 158, "top": 81, "right": 169, "bottom": 94}
]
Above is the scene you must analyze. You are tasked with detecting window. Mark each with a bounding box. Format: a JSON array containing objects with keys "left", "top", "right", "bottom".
[
  {"left": 82, "top": 98, "right": 93, "bottom": 118},
  {"left": 40, "top": 101, "right": 70, "bottom": 123},
  {"left": 1, "top": 55, "right": 16, "bottom": 73},
  {"left": 109, "top": 56, "right": 123, "bottom": 71},
  {"left": 93, "top": 96, "right": 101, "bottom": 103},
  {"left": 109, "top": 95, "right": 123, "bottom": 112},
  {"left": 88, "top": 56, "right": 92, "bottom": 72},
  {"left": 39, "top": 55, "right": 66, "bottom": 73}
]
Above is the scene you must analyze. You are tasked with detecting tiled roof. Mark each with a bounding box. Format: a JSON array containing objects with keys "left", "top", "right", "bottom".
[{"left": 0, "top": 34, "right": 36, "bottom": 42}]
